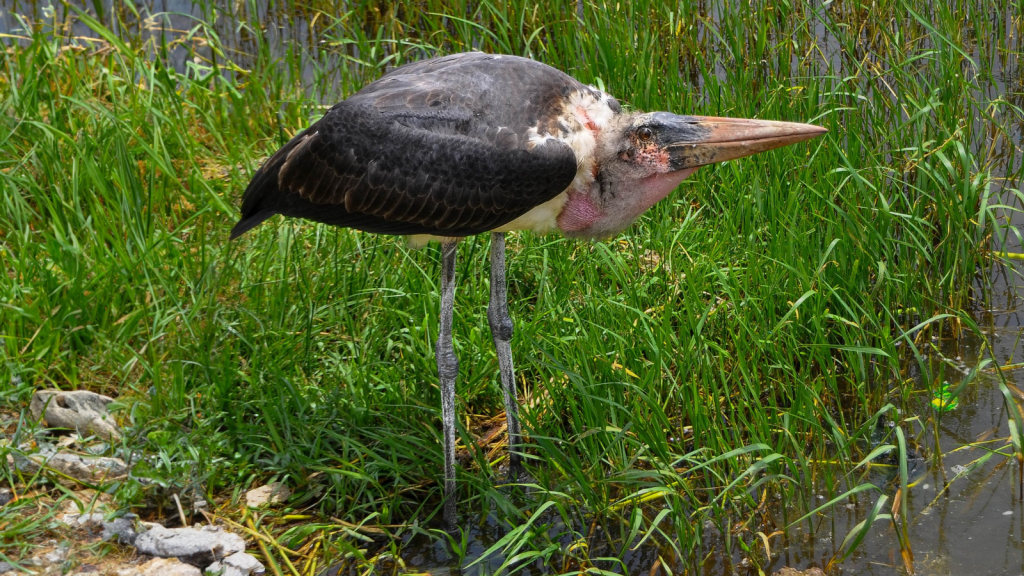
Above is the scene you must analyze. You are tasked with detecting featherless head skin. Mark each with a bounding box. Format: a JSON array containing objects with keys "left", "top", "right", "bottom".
[{"left": 556, "top": 111, "right": 827, "bottom": 239}]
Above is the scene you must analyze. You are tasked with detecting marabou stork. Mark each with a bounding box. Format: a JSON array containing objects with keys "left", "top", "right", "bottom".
[{"left": 231, "top": 52, "right": 826, "bottom": 526}]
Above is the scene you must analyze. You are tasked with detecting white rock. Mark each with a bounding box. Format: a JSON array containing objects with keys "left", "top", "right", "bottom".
[
  {"left": 134, "top": 524, "right": 246, "bottom": 568},
  {"left": 9, "top": 451, "right": 128, "bottom": 483},
  {"left": 30, "top": 389, "right": 121, "bottom": 440},
  {"left": 245, "top": 483, "right": 290, "bottom": 508},
  {"left": 205, "top": 561, "right": 243, "bottom": 576},
  {"left": 130, "top": 557, "right": 203, "bottom": 576},
  {"left": 223, "top": 552, "right": 265, "bottom": 575},
  {"left": 60, "top": 512, "right": 106, "bottom": 532}
]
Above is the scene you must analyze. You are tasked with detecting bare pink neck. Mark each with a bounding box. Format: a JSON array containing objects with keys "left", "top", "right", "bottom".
[{"left": 557, "top": 167, "right": 698, "bottom": 236}]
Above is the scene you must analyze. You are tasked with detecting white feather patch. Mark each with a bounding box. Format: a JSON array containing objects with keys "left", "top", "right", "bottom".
[
  {"left": 407, "top": 234, "right": 459, "bottom": 248},
  {"left": 492, "top": 192, "right": 569, "bottom": 234},
  {"left": 526, "top": 127, "right": 557, "bottom": 149}
]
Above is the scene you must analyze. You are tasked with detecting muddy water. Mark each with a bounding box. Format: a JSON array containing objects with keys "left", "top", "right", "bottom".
[
  {"left": 770, "top": 331, "right": 1024, "bottom": 575},
  {"left": 4, "top": 1, "right": 1023, "bottom": 574}
]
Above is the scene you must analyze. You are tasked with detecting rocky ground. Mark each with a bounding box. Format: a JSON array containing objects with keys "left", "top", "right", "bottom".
[
  {"left": 1, "top": 390, "right": 291, "bottom": 576},
  {"left": 2, "top": 389, "right": 827, "bottom": 576}
]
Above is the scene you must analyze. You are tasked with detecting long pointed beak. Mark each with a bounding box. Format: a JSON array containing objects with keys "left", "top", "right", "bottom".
[{"left": 659, "top": 114, "right": 828, "bottom": 170}]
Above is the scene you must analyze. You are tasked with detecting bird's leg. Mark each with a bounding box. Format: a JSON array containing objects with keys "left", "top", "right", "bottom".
[
  {"left": 488, "top": 232, "right": 523, "bottom": 481},
  {"left": 436, "top": 240, "right": 459, "bottom": 528}
]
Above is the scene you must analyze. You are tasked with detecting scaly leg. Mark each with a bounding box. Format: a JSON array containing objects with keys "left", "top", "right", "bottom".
[
  {"left": 436, "top": 240, "right": 459, "bottom": 527},
  {"left": 487, "top": 232, "right": 523, "bottom": 480}
]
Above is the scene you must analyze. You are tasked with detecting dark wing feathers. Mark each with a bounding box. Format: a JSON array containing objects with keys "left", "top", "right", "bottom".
[{"left": 231, "top": 53, "right": 583, "bottom": 239}]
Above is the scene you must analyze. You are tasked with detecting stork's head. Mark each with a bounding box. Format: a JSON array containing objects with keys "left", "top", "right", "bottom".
[{"left": 557, "top": 111, "right": 827, "bottom": 239}]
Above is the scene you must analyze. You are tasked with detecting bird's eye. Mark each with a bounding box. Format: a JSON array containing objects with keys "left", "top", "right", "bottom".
[{"left": 637, "top": 127, "right": 653, "bottom": 141}]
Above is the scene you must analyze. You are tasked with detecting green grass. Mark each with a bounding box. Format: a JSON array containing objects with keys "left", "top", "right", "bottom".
[{"left": 1, "top": 0, "right": 1022, "bottom": 573}]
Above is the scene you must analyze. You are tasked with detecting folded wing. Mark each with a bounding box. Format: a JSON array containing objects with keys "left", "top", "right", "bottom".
[{"left": 232, "top": 53, "right": 583, "bottom": 239}]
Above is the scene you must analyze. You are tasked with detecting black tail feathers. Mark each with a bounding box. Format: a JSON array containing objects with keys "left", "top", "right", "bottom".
[
  {"left": 230, "top": 166, "right": 278, "bottom": 239},
  {"left": 229, "top": 210, "right": 276, "bottom": 239},
  {"left": 230, "top": 150, "right": 287, "bottom": 239},
  {"left": 230, "top": 125, "right": 316, "bottom": 240}
]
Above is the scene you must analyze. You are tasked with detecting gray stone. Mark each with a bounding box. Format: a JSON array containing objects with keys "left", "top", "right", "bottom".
[
  {"left": 102, "top": 516, "right": 138, "bottom": 545},
  {"left": 134, "top": 524, "right": 246, "bottom": 568},
  {"left": 0, "top": 563, "right": 12, "bottom": 573},
  {"left": 30, "top": 389, "right": 121, "bottom": 440},
  {"left": 223, "top": 552, "right": 265, "bottom": 575},
  {"left": 10, "top": 451, "right": 129, "bottom": 483},
  {"left": 0, "top": 488, "right": 11, "bottom": 506}
]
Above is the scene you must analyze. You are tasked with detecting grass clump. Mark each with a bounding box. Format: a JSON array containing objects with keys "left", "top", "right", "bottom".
[{"left": 1, "top": 0, "right": 1022, "bottom": 573}]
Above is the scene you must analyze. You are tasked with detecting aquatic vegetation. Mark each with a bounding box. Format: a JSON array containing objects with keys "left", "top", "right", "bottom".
[{"left": 1, "top": 0, "right": 1022, "bottom": 573}]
